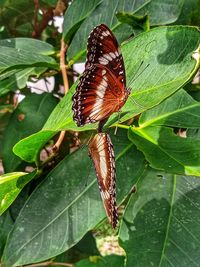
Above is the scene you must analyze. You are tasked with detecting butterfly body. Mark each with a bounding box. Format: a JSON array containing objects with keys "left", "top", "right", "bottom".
[{"left": 72, "top": 24, "right": 130, "bottom": 127}]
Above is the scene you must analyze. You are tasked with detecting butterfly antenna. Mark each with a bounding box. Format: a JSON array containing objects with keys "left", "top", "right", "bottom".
[
  {"left": 127, "top": 62, "right": 150, "bottom": 109},
  {"left": 127, "top": 61, "right": 150, "bottom": 87}
]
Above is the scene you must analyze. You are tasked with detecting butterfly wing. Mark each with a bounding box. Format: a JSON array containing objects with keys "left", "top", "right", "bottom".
[
  {"left": 86, "top": 24, "right": 126, "bottom": 86},
  {"left": 72, "top": 64, "right": 128, "bottom": 126},
  {"left": 88, "top": 133, "right": 118, "bottom": 228},
  {"left": 72, "top": 24, "right": 130, "bottom": 127}
]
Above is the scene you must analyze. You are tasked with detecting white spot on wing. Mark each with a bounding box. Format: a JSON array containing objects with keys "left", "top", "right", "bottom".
[
  {"left": 104, "top": 53, "right": 113, "bottom": 61},
  {"left": 102, "top": 30, "right": 110, "bottom": 37},
  {"left": 102, "top": 69, "right": 106, "bottom": 75},
  {"left": 109, "top": 52, "right": 116, "bottom": 59},
  {"left": 99, "top": 57, "right": 109, "bottom": 65}
]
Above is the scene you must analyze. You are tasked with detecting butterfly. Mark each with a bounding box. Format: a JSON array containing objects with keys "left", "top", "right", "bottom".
[
  {"left": 72, "top": 24, "right": 130, "bottom": 131},
  {"left": 88, "top": 132, "right": 118, "bottom": 228}
]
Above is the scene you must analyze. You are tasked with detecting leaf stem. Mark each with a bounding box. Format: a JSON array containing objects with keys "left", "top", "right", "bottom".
[
  {"left": 114, "top": 124, "right": 129, "bottom": 130},
  {"left": 23, "top": 260, "right": 75, "bottom": 267},
  {"left": 52, "top": 39, "right": 69, "bottom": 152}
]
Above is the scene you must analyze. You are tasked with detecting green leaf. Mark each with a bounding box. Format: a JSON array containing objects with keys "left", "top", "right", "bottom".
[
  {"left": 2, "top": 130, "right": 145, "bottom": 266},
  {"left": 119, "top": 169, "right": 200, "bottom": 267},
  {"left": 0, "top": 38, "right": 55, "bottom": 55},
  {"left": 0, "top": 38, "right": 57, "bottom": 73},
  {"left": 13, "top": 130, "right": 56, "bottom": 163},
  {"left": 0, "top": 67, "right": 47, "bottom": 96},
  {"left": 120, "top": 26, "right": 200, "bottom": 123},
  {"left": 0, "top": 171, "right": 36, "bottom": 215},
  {"left": 116, "top": 12, "right": 149, "bottom": 33},
  {"left": 55, "top": 232, "right": 100, "bottom": 264},
  {"left": 63, "top": 0, "right": 103, "bottom": 44},
  {"left": 75, "top": 255, "right": 125, "bottom": 267},
  {"left": 13, "top": 26, "right": 200, "bottom": 163},
  {"left": 135, "top": 0, "right": 184, "bottom": 25},
  {"left": 68, "top": 0, "right": 185, "bottom": 60},
  {"left": 3, "top": 93, "right": 58, "bottom": 171},
  {"left": 127, "top": 89, "right": 200, "bottom": 176},
  {"left": 0, "top": 103, "right": 12, "bottom": 158},
  {"left": 0, "top": 211, "right": 13, "bottom": 257},
  {"left": 139, "top": 89, "right": 200, "bottom": 128},
  {"left": 128, "top": 126, "right": 200, "bottom": 176},
  {"left": 174, "top": 0, "right": 200, "bottom": 26},
  {"left": 0, "top": 1, "right": 34, "bottom": 28}
]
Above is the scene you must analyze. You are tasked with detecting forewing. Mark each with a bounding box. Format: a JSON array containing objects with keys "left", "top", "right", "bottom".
[
  {"left": 86, "top": 24, "right": 126, "bottom": 86},
  {"left": 88, "top": 133, "right": 118, "bottom": 228}
]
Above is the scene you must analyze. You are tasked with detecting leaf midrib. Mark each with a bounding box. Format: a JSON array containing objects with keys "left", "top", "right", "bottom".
[{"left": 139, "top": 102, "right": 200, "bottom": 128}]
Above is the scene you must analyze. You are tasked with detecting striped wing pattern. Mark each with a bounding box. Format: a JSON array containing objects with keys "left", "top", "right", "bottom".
[
  {"left": 88, "top": 133, "right": 118, "bottom": 228},
  {"left": 72, "top": 24, "right": 130, "bottom": 127}
]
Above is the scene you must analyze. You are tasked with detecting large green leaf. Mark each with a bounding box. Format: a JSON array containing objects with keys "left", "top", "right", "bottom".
[
  {"left": 3, "top": 93, "right": 58, "bottom": 172},
  {"left": 128, "top": 89, "right": 200, "bottom": 176},
  {"left": 68, "top": 0, "right": 185, "bottom": 60},
  {"left": 139, "top": 89, "right": 200, "bottom": 128},
  {"left": 129, "top": 126, "right": 200, "bottom": 176},
  {"left": 63, "top": 0, "right": 102, "bottom": 44},
  {"left": 0, "top": 171, "right": 36, "bottom": 215},
  {"left": 2, "top": 130, "right": 145, "bottom": 266},
  {"left": 119, "top": 168, "right": 200, "bottom": 267},
  {"left": 13, "top": 26, "right": 200, "bottom": 163}
]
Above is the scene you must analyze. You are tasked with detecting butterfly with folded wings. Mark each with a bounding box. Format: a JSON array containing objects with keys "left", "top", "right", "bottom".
[
  {"left": 72, "top": 24, "right": 130, "bottom": 131},
  {"left": 88, "top": 132, "right": 118, "bottom": 228}
]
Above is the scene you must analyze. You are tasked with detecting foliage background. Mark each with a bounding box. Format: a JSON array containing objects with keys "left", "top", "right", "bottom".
[{"left": 0, "top": 0, "right": 200, "bottom": 267}]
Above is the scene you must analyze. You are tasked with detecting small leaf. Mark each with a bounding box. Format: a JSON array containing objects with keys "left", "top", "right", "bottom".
[
  {"left": 0, "top": 171, "right": 36, "bottom": 215},
  {"left": 119, "top": 169, "right": 200, "bottom": 267},
  {"left": 116, "top": 12, "right": 149, "bottom": 32},
  {"left": 13, "top": 130, "right": 56, "bottom": 163},
  {"left": 0, "top": 67, "right": 47, "bottom": 96}
]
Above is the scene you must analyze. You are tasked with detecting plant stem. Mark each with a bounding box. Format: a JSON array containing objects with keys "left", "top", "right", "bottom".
[
  {"left": 23, "top": 260, "right": 75, "bottom": 267},
  {"left": 52, "top": 39, "right": 69, "bottom": 152}
]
